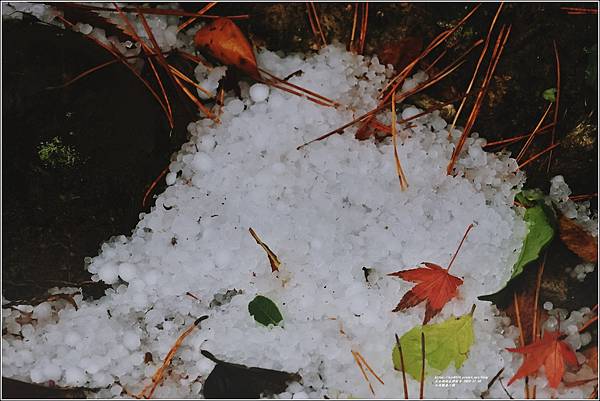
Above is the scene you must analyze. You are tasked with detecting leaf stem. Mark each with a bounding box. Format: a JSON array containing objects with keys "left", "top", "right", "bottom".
[{"left": 446, "top": 224, "right": 474, "bottom": 272}]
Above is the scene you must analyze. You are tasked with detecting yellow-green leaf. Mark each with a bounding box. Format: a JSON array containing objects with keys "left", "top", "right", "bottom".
[{"left": 392, "top": 311, "right": 475, "bottom": 380}]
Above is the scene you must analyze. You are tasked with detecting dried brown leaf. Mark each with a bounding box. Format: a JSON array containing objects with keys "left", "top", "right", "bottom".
[{"left": 558, "top": 214, "right": 598, "bottom": 263}]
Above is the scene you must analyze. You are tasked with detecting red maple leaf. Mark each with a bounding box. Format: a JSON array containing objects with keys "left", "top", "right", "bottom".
[
  {"left": 507, "top": 329, "right": 578, "bottom": 388},
  {"left": 388, "top": 224, "right": 473, "bottom": 324}
]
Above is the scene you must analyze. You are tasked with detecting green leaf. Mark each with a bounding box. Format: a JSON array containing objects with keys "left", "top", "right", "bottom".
[
  {"left": 508, "top": 205, "right": 554, "bottom": 279},
  {"left": 542, "top": 88, "right": 557, "bottom": 102},
  {"left": 479, "top": 195, "right": 554, "bottom": 302},
  {"left": 248, "top": 295, "right": 283, "bottom": 327},
  {"left": 392, "top": 311, "right": 475, "bottom": 380}
]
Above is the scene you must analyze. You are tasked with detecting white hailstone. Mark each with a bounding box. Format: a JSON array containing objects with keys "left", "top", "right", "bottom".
[
  {"left": 118, "top": 263, "right": 137, "bottom": 282},
  {"left": 98, "top": 263, "right": 119, "bottom": 284},
  {"left": 581, "top": 332, "right": 592, "bottom": 346},
  {"left": 165, "top": 172, "right": 177, "bottom": 186},
  {"left": 224, "top": 99, "right": 245, "bottom": 115},
  {"left": 79, "top": 23, "right": 93, "bottom": 35},
  {"left": 292, "top": 391, "right": 309, "bottom": 399},
  {"left": 64, "top": 331, "right": 82, "bottom": 347},
  {"left": 123, "top": 331, "right": 141, "bottom": 350},
  {"left": 65, "top": 367, "right": 86, "bottom": 386},
  {"left": 164, "top": 25, "right": 178, "bottom": 47},
  {"left": 249, "top": 83, "right": 270, "bottom": 103},
  {"left": 21, "top": 324, "right": 34, "bottom": 339},
  {"left": 401, "top": 106, "right": 420, "bottom": 120},
  {"left": 192, "top": 153, "right": 213, "bottom": 173},
  {"left": 33, "top": 302, "right": 52, "bottom": 320},
  {"left": 543, "top": 301, "right": 553, "bottom": 311}
]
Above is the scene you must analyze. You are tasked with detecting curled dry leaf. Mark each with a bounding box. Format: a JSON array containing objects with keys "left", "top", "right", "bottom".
[
  {"left": 507, "top": 329, "right": 578, "bottom": 388},
  {"left": 194, "top": 17, "right": 260, "bottom": 80},
  {"left": 248, "top": 228, "right": 281, "bottom": 273},
  {"left": 558, "top": 214, "right": 598, "bottom": 263}
]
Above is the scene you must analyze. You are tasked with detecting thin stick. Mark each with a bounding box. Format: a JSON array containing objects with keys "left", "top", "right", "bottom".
[
  {"left": 446, "top": 224, "right": 474, "bottom": 272},
  {"left": 518, "top": 142, "right": 560, "bottom": 170},
  {"left": 355, "top": 351, "right": 384, "bottom": 385},
  {"left": 515, "top": 103, "right": 553, "bottom": 162},
  {"left": 137, "top": 316, "right": 208, "bottom": 398},
  {"left": 395, "top": 334, "right": 409, "bottom": 399},
  {"left": 513, "top": 292, "right": 529, "bottom": 398},
  {"left": 306, "top": 2, "right": 326, "bottom": 49},
  {"left": 447, "top": 24, "right": 511, "bottom": 175},
  {"left": 351, "top": 350, "right": 375, "bottom": 395},
  {"left": 50, "top": 2, "right": 249, "bottom": 19},
  {"left": 569, "top": 193, "right": 598, "bottom": 202},
  {"left": 579, "top": 315, "right": 598, "bottom": 333},
  {"left": 259, "top": 68, "right": 339, "bottom": 107},
  {"left": 55, "top": 14, "right": 174, "bottom": 129},
  {"left": 168, "top": 65, "right": 213, "bottom": 97},
  {"left": 391, "top": 90, "right": 409, "bottom": 190},
  {"left": 450, "top": 3, "right": 504, "bottom": 134},
  {"left": 513, "top": 292, "right": 525, "bottom": 347},
  {"left": 420, "top": 332, "right": 426, "bottom": 399},
  {"left": 532, "top": 252, "right": 547, "bottom": 340},
  {"left": 142, "top": 166, "right": 170, "bottom": 208},
  {"left": 561, "top": 7, "right": 598, "bottom": 15},
  {"left": 177, "top": 2, "right": 218, "bottom": 32},
  {"left": 483, "top": 123, "right": 555, "bottom": 148},
  {"left": 298, "top": 37, "right": 482, "bottom": 148},
  {"left": 358, "top": 3, "right": 369, "bottom": 54},
  {"left": 546, "top": 41, "right": 561, "bottom": 173},
  {"left": 349, "top": 3, "right": 359, "bottom": 52}
]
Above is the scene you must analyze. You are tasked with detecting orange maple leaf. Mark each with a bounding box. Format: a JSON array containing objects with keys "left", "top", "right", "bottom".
[
  {"left": 507, "top": 330, "right": 578, "bottom": 388},
  {"left": 388, "top": 224, "right": 473, "bottom": 324}
]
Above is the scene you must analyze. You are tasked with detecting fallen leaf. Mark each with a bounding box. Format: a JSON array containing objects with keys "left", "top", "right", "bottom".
[
  {"left": 388, "top": 224, "right": 473, "bottom": 323},
  {"left": 194, "top": 18, "right": 260, "bottom": 80},
  {"left": 201, "top": 350, "right": 301, "bottom": 398},
  {"left": 47, "top": 292, "right": 80, "bottom": 310},
  {"left": 248, "top": 295, "right": 283, "bottom": 327},
  {"left": 392, "top": 309, "right": 475, "bottom": 380},
  {"left": 507, "top": 329, "right": 578, "bottom": 388},
  {"left": 389, "top": 263, "right": 463, "bottom": 323},
  {"left": 248, "top": 228, "right": 281, "bottom": 273},
  {"left": 558, "top": 214, "right": 598, "bottom": 263},
  {"left": 479, "top": 197, "right": 554, "bottom": 301}
]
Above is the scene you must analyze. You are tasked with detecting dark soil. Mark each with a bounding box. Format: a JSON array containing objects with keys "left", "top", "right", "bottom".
[{"left": 2, "top": 1, "right": 597, "bottom": 333}]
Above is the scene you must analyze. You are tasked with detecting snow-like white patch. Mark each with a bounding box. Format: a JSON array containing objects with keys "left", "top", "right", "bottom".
[{"left": 2, "top": 36, "right": 594, "bottom": 399}]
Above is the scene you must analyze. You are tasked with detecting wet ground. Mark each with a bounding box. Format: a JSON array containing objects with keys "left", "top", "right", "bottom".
[{"left": 2, "top": 0, "right": 597, "bottom": 337}]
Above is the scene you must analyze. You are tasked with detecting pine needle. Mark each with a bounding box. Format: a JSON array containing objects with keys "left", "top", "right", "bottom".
[
  {"left": 515, "top": 103, "right": 553, "bottom": 162},
  {"left": 177, "top": 2, "right": 218, "bottom": 32},
  {"left": 391, "top": 91, "right": 409, "bottom": 190},
  {"left": 136, "top": 316, "right": 207, "bottom": 399}
]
